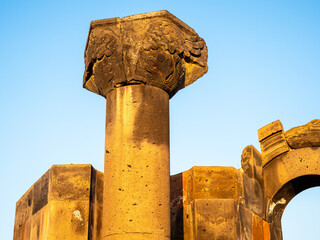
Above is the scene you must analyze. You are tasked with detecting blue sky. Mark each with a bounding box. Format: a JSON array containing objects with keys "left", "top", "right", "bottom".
[{"left": 1, "top": 0, "right": 320, "bottom": 239}]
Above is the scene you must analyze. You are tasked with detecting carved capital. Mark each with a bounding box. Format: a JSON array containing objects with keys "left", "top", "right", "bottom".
[{"left": 84, "top": 10, "right": 208, "bottom": 98}]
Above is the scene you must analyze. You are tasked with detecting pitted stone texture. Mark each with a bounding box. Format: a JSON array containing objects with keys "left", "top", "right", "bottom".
[
  {"left": 182, "top": 167, "right": 243, "bottom": 206},
  {"left": 13, "top": 165, "right": 103, "bottom": 240},
  {"left": 258, "top": 120, "right": 284, "bottom": 142},
  {"left": 258, "top": 120, "right": 290, "bottom": 167},
  {"left": 103, "top": 85, "right": 170, "bottom": 239},
  {"left": 263, "top": 147, "right": 320, "bottom": 200},
  {"left": 285, "top": 119, "right": 320, "bottom": 149},
  {"left": 84, "top": 10, "right": 208, "bottom": 98},
  {"left": 184, "top": 199, "right": 240, "bottom": 240}
]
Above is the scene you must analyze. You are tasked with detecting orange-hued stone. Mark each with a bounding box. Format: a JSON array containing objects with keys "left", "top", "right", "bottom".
[
  {"left": 258, "top": 120, "right": 290, "bottom": 167},
  {"left": 285, "top": 119, "right": 320, "bottom": 149},
  {"left": 184, "top": 199, "right": 240, "bottom": 240},
  {"left": 258, "top": 120, "right": 284, "bottom": 142},
  {"left": 103, "top": 85, "right": 170, "bottom": 240},
  {"left": 14, "top": 6, "right": 320, "bottom": 239},
  {"left": 252, "top": 214, "right": 263, "bottom": 240},
  {"left": 263, "top": 147, "right": 320, "bottom": 200},
  {"left": 83, "top": 10, "right": 208, "bottom": 99},
  {"left": 182, "top": 166, "right": 242, "bottom": 206},
  {"left": 263, "top": 220, "right": 271, "bottom": 240},
  {"left": 47, "top": 201, "right": 90, "bottom": 240},
  {"left": 13, "top": 164, "right": 103, "bottom": 240}
]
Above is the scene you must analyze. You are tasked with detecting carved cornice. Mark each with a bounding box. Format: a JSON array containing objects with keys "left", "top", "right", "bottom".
[{"left": 84, "top": 10, "right": 208, "bottom": 98}]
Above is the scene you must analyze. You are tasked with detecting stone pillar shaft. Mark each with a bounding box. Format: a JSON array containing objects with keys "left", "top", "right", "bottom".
[{"left": 103, "top": 85, "right": 170, "bottom": 239}]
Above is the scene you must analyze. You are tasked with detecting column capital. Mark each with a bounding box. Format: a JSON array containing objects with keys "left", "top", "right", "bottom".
[{"left": 83, "top": 10, "right": 208, "bottom": 98}]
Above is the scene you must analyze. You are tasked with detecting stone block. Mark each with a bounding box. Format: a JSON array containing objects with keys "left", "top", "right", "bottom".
[
  {"left": 47, "top": 200, "right": 90, "bottom": 240},
  {"left": 33, "top": 170, "right": 49, "bottom": 215},
  {"left": 187, "top": 199, "right": 240, "bottom": 240},
  {"left": 88, "top": 169, "right": 104, "bottom": 240},
  {"left": 241, "top": 146, "right": 264, "bottom": 217},
  {"left": 242, "top": 172, "right": 264, "bottom": 217},
  {"left": 258, "top": 120, "right": 283, "bottom": 142},
  {"left": 88, "top": 203, "right": 103, "bottom": 240},
  {"left": 14, "top": 164, "right": 103, "bottom": 240},
  {"left": 258, "top": 121, "right": 290, "bottom": 166},
  {"left": 14, "top": 170, "right": 49, "bottom": 233},
  {"left": 241, "top": 145, "right": 262, "bottom": 185},
  {"left": 263, "top": 220, "right": 271, "bottom": 240},
  {"left": 285, "top": 119, "right": 320, "bottom": 149},
  {"left": 239, "top": 204, "right": 252, "bottom": 240},
  {"left": 183, "top": 202, "right": 194, "bottom": 240},
  {"left": 14, "top": 187, "right": 34, "bottom": 233},
  {"left": 182, "top": 167, "right": 242, "bottom": 205},
  {"left": 50, "top": 165, "right": 91, "bottom": 201},
  {"left": 14, "top": 205, "right": 49, "bottom": 240},
  {"left": 252, "top": 214, "right": 263, "bottom": 240}
]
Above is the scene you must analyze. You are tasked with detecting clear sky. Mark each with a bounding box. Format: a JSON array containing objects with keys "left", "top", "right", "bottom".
[{"left": 1, "top": 0, "right": 320, "bottom": 239}]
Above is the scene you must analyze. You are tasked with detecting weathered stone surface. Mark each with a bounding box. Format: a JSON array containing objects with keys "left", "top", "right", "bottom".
[
  {"left": 258, "top": 121, "right": 290, "bottom": 167},
  {"left": 258, "top": 120, "right": 284, "bottom": 142},
  {"left": 239, "top": 204, "right": 253, "bottom": 240},
  {"left": 89, "top": 169, "right": 104, "bottom": 240},
  {"left": 242, "top": 172, "right": 264, "bottom": 217},
  {"left": 186, "top": 199, "right": 240, "bottom": 240},
  {"left": 14, "top": 164, "right": 103, "bottom": 240},
  {"left": 262, "top": 146, "right": 320, "bottom": 233},
  {"left": 263, "top": 147, "right": 320, "bottom": 200},
  {"left": 241, "top": 146, "right": 264, "bottom": 216},
  {"left": 47, "top": 201, "right": 90, "bottom": 240},
  {"left": 252, "top": 214, "right": 263, "bottom": 240},
  {"left": 170, "top": 173, "right": 183, "bottom": 240},
  {"left": 263, "top": 220, "right": 271, "bottom": 240},
  {"left": 50, "top": 165, "right": 91, "bottom": 201},
  {"left": 84, "top": 10, "right": 208, "bottom": 98},
  {"left": 285, "top": 119, "right": 320, "bottom": 149},
  {"left": 182, "top": 167, "right": 243, "bottom": 205},
  {"left": 269, "top": 224, "right": 282, "bottom": 240},
  {"left": 14, "top": 170, "right": 49, "bottom": 233},
  {"left": 103, "top": 85, "right": 170, "bottom": 240},
  {"left": 14, "top": 204, "right": 49, "bottom": 240},
  {"left": 241, "top": 145, "right": 263, "bottom": 185},
  {"left": 183, "top": 202, "right": 195, "bottom": 240}
]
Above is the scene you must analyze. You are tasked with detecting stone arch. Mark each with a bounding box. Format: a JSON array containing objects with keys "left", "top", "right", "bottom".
[
  {"left": 269, "top": 174, "right": 320, "bottom": 226},
  {"left": 258, "top": 119, "right": 320, "bottom": 239},
  {"left": 264, "top": 148, "right": 320, "bottom": 223}
]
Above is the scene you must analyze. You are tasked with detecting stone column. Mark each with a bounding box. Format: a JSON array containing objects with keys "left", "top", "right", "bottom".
[{"left": 83, "top": 10, "right": 208, "bottom": 240}]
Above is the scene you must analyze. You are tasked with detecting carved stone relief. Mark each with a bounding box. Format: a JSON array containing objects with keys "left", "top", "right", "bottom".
[{"left": 83, "top": 11, "right": 208, "bottom": 98}]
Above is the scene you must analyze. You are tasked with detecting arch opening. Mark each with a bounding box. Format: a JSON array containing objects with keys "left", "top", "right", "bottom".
[
  {"left": 282, "top": 186, "right": 320, "bottom": 239},
  {"left": 269, "top": 175, "right": 320, "bottom": 227}
]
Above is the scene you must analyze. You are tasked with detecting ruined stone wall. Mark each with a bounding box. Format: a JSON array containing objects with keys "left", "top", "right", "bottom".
[
  {"left": 13, "top": 165, "right": 103, "bottom": 240},
  {"left": 13, "top": 119, "right": 320, "bottom": 240},
  {"left": 12, "top": 10, "right": 320, "bottom": 240}
]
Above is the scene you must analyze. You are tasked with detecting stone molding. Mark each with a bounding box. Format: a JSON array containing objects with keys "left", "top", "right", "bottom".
[{"left": 258, "top": 119, "right": 320, "bottom": 167}]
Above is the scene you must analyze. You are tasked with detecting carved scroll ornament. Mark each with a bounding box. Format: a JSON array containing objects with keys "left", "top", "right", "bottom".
[{"left": 84, "top": 10, "right": 208, "bottom": 98}]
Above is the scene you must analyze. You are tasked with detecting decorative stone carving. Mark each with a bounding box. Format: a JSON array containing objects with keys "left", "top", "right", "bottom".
[
  {"left": 83, "top": 10, "right": 208, "bottom": 98},
  {"left": 258, "top": 120, "right": 290, "bottom": 167},
  {"left": 285, "top": 119, "right": 320, "bottom": 148}
]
